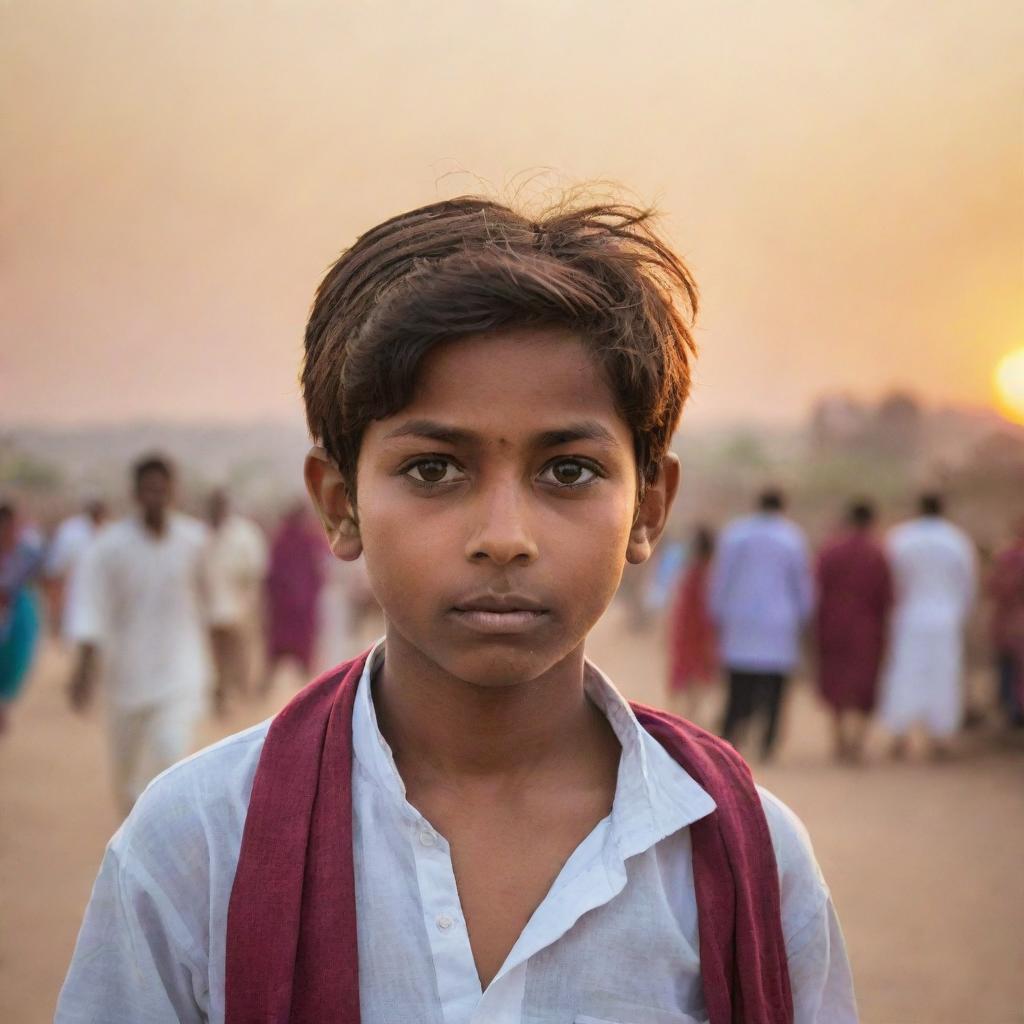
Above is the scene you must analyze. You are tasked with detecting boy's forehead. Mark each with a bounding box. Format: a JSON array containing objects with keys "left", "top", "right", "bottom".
[{"left": 399, "top": 327, "right": 625, "bottom": 429}]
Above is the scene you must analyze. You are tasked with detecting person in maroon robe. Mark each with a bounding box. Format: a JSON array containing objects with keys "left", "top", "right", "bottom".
[
  {"left": 261, "top": 501, "right": 326, "bottom": 691},
  {"left": 815, "top": 500, "right": 893, "bottom": 761},
  {"left": 667, "top": 525, "right": 718, "bottom": 719}
]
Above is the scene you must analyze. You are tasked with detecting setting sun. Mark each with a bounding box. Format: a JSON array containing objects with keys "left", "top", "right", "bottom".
[{"left": 995, "top": 348, "right": 1024, "bottom": 424}]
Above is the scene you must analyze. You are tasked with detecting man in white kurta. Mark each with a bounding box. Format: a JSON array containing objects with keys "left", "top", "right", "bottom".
[
  {"left": 70, "top": 457, "right": 212, "bottom": 815},
  {"left": 880, "top": 494, "right": 977, "bottom": 751}
]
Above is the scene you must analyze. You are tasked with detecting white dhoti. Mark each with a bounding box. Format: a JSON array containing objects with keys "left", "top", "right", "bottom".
[
  {"left": 880, "top": 516, "right": 977, "bottom": 740},
  {"left": 880, "top": 619, "right": 964, "bottom": 737}
]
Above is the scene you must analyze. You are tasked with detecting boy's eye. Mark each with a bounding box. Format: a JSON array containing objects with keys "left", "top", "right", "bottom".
[
  {"left": 538, "top": 459, "right": 599, "bottom": 487},
  {"left": 404, "top": 458, "right": 464, "bottom": 485}
]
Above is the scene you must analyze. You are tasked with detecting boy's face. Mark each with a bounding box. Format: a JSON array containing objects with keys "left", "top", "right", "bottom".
[{"left": 310, "top": 326, "right": 677, "bottom": 688}]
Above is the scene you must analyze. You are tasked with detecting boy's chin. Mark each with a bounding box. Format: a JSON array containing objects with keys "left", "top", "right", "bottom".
[{"left": 433, "top": 644, "right": 576, "bottom": 691}]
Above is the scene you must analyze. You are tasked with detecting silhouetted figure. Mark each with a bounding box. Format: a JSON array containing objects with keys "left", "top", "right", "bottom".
[
  {"left": 205, "top": 488, "right": 267, "bottom": 712},
  {"left": 68, "top": 455, "right": 213, "bottom": 815},
  {"left": 987, "top": 513, "right": 1024, "bottom": 727},
  {"left": 0, "top": 502, "right": 45, "bottom": 735},
  {"left": 262, "top": 502, "right": 325, "bottom": 693},
  {"left": 710, "top": 490, "right": 813, "bottom": 760},
  {"left": 815, "top": 501, "right": 893, "bottom": 762},
  {"left": 667, "top": 526, "right": 718, "bottom": 721},
  {"left": 880, "top": 493, "right": 977, "bottom": 759}
]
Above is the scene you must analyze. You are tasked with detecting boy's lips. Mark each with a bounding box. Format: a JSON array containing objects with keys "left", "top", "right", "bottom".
[{"left": 448, "top": 593, "right": 550, "bottom": 635}]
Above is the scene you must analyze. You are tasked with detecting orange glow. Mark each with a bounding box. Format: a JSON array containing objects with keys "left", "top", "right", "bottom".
[{"left": 995, "top": 348, "right": 1024, "bottom": 424}]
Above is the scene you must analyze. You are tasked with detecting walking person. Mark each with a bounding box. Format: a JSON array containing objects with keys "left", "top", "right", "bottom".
[
  {"left": 666, "top": 525, "right": 718, "bottom": 721},
  {"left": 710, "top": 489, "right": 814, "bottom": 760},
  {"left": 261, "top": 501, "right": 325, "bottom": 693},
  {"left": 986, "top": 513, "right": 1024, "bottom": 727},
  {"left": 879, "top": 493, "right": 977, "bottom": 759},
  {"left": 43, "top": 497, "right": 108, "bottom": 642},
  {"left": 67, "top": 455, "right": 213, "bottom": 815},
  {"left": 205, "top": 488, "right": 268, "bottom": 713},
  {"left": 815, "top": 501, "right": 893, "bottom": 762},
  {"left": 0, "top": 502, "right": 45, "bottom": 735}
]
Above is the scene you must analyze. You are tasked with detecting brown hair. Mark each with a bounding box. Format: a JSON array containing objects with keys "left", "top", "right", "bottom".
[{"left": 302, "top": 196, "right": 698, "bottom": 502}]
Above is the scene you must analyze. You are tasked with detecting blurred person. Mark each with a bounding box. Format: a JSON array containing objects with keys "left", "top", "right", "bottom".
[
  {"left": 666, "top": 525, "right": 718, "bottom": 720},
  {"left": 0, "top": 502, "right": 45, "bottom": 734},
  {"left": 987, "top": 513, "right": 1024, "bottom": 727},
  {"left": 815, "top": 501, "right": 893, "bottom": 762},
  {"left": 315, "top": 549, "right": 377, "bottom": 672},
  {"left": 205, "top": 487, "right": 268, "bottom": 712},
  {"left": 67, "top": 455, "right": 213, "bottom": 815},
  {"left": 59, "top": 197, "right": 854, "bottom": 1024},
  {"left": 43, "top": 496, "right": 109, "bottom": 641},
  {"left": 710, "top": 489, "right": 814, "bottom": 761},
  {"left": 261, "top": 500, "right": 325, "bottom": 692},
  {"left": 879, "top": 493, "right": 977, "bottom": 759}
]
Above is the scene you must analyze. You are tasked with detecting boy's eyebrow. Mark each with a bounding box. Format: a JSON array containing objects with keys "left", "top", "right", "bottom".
[
  {"left": 381, "top": 418, "right": 623, "bottom": 449},
  {"left": 381, "top": 420, "right": 475, "bottom": 445},
  {"left": 534, "top": 421, "right": 622, "bottom": 449}
]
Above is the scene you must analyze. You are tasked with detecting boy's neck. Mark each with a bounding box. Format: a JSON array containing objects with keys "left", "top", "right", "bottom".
[{"left": 372, "top": 631, "right": 613, "bottom": 783}]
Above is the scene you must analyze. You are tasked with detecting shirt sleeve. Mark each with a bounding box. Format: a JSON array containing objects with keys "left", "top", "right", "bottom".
[
  {"left": 55, "top": 837, "right": 209, "bottom": 1023},
  {"left": 758, "top": 787, "right": 859, "bottom": 1024}
]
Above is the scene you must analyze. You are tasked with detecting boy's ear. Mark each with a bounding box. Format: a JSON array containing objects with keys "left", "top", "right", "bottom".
[
  {"left": 626, "top": 453, "right": 680, "bottom": 565},
  {"left": 304, "top": 446, "right": 363, "bottom": 561}
]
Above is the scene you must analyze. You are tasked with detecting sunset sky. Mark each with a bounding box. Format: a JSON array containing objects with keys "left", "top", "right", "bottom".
[{"left": 2, "top": 1, "right": 1022, "bottom": 427}]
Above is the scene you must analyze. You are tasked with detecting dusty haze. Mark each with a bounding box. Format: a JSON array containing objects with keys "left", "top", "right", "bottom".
[{"left": 2, "top": 1, "right": 1022, "bottom": 426}]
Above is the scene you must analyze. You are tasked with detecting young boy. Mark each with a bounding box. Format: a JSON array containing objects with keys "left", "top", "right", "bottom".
[{"left": 57, "top": 198, "right": 856, "bottom": 1023}]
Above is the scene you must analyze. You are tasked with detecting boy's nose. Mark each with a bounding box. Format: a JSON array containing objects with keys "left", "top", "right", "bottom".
[{"left": 465, "top": 486, "right": 539, "bottom": 566}]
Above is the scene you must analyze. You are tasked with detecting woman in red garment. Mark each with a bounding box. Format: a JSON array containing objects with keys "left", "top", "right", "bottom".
[
  {"left": 667, "top": 526, "right": 718, "bottom": 720},
  {"left": 815, "top": 500, "right": 893, "bottom": 761}
]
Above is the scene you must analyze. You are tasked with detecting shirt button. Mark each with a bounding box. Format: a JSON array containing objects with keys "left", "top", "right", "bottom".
[
  {"left": 418, "top": 830, "right": 436, "bottom": 847},
  {"left": 436, "top": 914, "right": 454, "bottom": 931}
]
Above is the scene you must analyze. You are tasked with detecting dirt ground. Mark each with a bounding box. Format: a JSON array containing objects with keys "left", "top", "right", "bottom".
[{"left": 2, "top": 609, "right": 1022, "bottom": 1023}]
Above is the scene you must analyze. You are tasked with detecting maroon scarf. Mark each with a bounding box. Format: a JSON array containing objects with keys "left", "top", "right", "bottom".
[{"left": 226, "top": 653, "right": 793, "bottom": 1023}]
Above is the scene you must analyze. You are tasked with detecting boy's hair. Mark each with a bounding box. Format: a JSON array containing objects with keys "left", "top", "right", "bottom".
[
  {"left": 302, "top": 196, "right": 698, "bottom": 502},
  {"left": 132, "top": 454, "right": 175, "bottom": 487},
  {"left": 919, "top": 492, "right": 944, "bottom": 517},
  {"left": 758, "top": 488, "right": 785, "bottom": 512}
]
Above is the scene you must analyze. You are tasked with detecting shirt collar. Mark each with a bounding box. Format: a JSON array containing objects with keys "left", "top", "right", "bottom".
[{"left": 352, "top": 639, "right": 716, "bottom": 854}]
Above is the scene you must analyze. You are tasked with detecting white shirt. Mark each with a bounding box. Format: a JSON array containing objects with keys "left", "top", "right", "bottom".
[
  {"left": 205, "top": 514, "right": 268, "bottom": 626},
  {"left": 45, "top": 513, "right": 105, "bottom": 639},
  {"left": 57, "top": 645, "right": 857, "bottom": 1024},
  {"left": 73, "top": 513, "right": 212, "bottom": 710}
]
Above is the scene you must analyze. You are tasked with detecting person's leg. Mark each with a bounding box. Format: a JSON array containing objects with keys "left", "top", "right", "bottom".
[
  {"left": 847, "top": 711, "right": 869, "bottom": 762},
  {"left": 107, "top": 705, "right": 150, "bottom": 817},
  {"left": 720, "top": 670, "right": 753, "bottom": 747},
  {"left": 830, "top": 710, "right": 848, "bottom": 762},
  {"left": 997, "top": 651, "right": 1024, "bottom": 725},
  {"left": 210, "top": 626, "right": 233, "bottom": 715},
  {"left": 760, "top": 673, "right": 788, "bottom": 761},
  {"left": 142, "top": 698, "right": 201, "bottom": 789}
]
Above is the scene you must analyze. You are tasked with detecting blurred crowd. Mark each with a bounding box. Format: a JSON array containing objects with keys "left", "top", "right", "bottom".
[
  {"left": 2, "top": 456, "right": 1023, "bottom": 817},
  {"left": 659, "top": 489, "right": 1024, "bottom": 763},
  {"left": 0, "top": 453, "right": 378, "bottom": 815}
]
